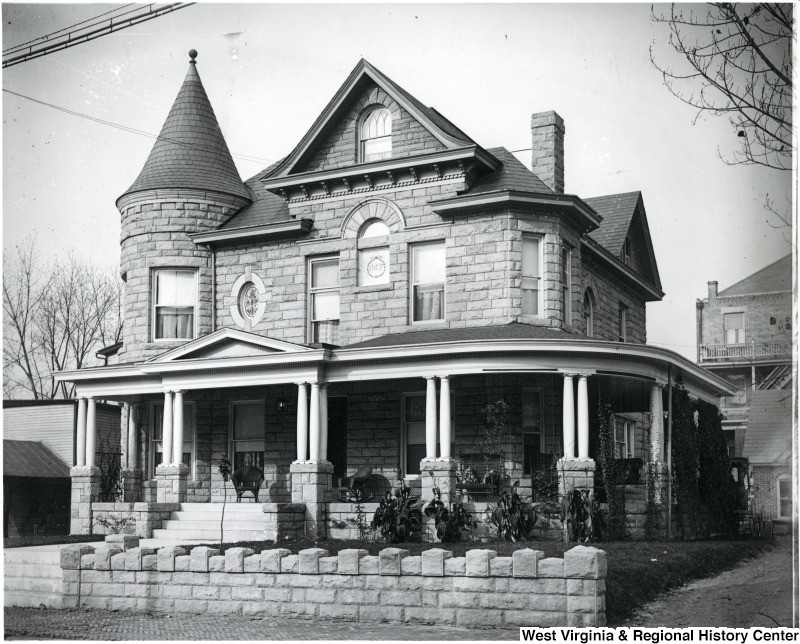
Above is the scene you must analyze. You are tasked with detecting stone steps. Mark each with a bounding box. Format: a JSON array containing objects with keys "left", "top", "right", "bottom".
[
  {"left": 151, "top": 502, "right": 266, "bottom": 542},
  {"left": 4, "top": 549, "right": 63, "bottom": 608}
]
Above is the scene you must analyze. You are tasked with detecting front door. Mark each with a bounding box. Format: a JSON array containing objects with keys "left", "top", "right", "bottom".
[{"left": 230, "top": 401, "right": 265, "bottom": 471}]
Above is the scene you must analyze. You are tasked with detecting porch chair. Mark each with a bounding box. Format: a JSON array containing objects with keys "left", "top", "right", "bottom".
[
  {"left": 339, "top": 466, "right": 373, "bottom": 502},
  {"left": 231, "top": 466, "right": 265, "bottom": 503}
]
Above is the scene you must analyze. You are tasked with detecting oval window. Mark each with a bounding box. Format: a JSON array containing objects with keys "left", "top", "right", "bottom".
[{"left": 238, "top": 282, "right": 259, "bottom": 320}]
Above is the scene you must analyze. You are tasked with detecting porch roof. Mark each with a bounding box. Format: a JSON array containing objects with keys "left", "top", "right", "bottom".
[{"left": 54, "top": 326, "right": 735, "bottom": 403}]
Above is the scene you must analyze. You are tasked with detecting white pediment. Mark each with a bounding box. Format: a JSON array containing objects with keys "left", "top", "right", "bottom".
[{"left": 148, "top": 328, "right": 313, "bottom": 363}]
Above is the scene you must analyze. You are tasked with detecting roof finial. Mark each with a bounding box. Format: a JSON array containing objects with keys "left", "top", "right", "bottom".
[{"left": 188, "top": 49, "right": 197, "bottom": 64}]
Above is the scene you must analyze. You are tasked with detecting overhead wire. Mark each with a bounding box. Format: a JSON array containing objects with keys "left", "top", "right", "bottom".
[
  {"left": 3, "top": 88, "right": 275, "bottom": 166},
  {"left": 3, "top": 4, "right": 137, "bottom": 55},
  {"left": 3, "top": 4, "right": 195, "bottom": 68}
]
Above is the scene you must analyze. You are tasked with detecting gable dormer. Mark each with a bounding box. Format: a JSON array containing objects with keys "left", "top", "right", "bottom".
[{"left": 259, "top": 59, "right": 499, "bottom": 203}]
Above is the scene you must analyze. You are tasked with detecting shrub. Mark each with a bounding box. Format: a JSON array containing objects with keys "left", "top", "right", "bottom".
[
  {"left": 423, "top": 487, "right": 476, "bottom": 543},
  {"left": 371, "top": 481, "right": 423, "bottom": 543},
  {"left": 489, "top": 481, "right": 537, "bottom": 541}
]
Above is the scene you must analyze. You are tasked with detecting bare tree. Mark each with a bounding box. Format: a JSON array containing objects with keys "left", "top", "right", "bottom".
[
  {"left": 3, "top": 239, "right": 123, "bottom": 399},
  {"left": 651, "top": 4, "right": 794, "bottom": 228}
]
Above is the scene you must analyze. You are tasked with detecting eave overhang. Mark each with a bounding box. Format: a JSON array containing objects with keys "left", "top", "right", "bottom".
[
  {"left": 55, "top": 337, "right": 733, "bottom": 403},
  {"left": 259, "top": 146, "right": 499, "bottom": 204},
  {"left": 429, "top": 190, "right": 602, "bottom": 235},
  {"left": 191, "top": 218, "right": 314, "bottom": 246},
  {"left": 581, "top": 236, "right": 664, "bottom": 302}
]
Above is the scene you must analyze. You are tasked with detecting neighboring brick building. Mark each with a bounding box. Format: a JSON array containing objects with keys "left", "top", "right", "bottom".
[
  {"left": 56, "top": 54, "right": 732, "bottom": 539},
  {"left": 696, "top": 255, "right": 793, "bottom": 527}
]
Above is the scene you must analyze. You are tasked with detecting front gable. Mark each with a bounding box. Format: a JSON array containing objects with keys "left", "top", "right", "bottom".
[
  {"left": 148, "top": 328, "right": 313, "bottom": 364},
  {"left": 269, "top": 59, "right": 476, "bottom": 179},
  {"left": 625, "top": 197, "right": 661, "bottom": 291}
]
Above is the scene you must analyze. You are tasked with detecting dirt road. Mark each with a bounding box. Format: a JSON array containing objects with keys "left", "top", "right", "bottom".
[{"left": 626, "top": 537, "right": 797, "bottom": 627}]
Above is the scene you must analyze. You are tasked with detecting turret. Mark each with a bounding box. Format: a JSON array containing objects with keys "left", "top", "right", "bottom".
[{"left": 117, "top": 50, "right": 251, "bottom": 362}]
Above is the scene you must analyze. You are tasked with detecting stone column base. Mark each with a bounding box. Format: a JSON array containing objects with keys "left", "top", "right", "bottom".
[
  {"left": 263, "top": 503, "right": 306, "bottom": 542},
  {"left": 154, "top": 464, "right": 189, "bottom": 504},
  {"left": 557, "top": 458, "right": 596, "bottom": 497},
  {"left": 122, "top": 469, "right": 143, "bottom": 503},
  {"left": 70, "top": 466, "right": 100, "bottom": 535},
  {"left": 290, "top": 461, "right": 334, "bottom": 539},
  {"left": 420, "top": 459, "right": 459, "bottom": 505}
]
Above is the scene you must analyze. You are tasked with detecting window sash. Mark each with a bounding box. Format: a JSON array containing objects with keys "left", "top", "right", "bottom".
[
  {"left": 308, "top": 257, "right": 340, "bottom": 342},
  {"left": 778, "top": 478, "right": 792, "bottom": 518},
  {"left": 411, "top": 243, "right": 445, "bottom": 322},
  {"left": 724, "top": 313, "right": 745, "bottom": 344},
  {"left": 362, "top": 137, "right": 392, "bottom": 163},
  {"left": 521, "top": 236, "right": 542, "bottom": 316},
  {"left": 154, "top": 270, "right": 196, "bottom": 340}
]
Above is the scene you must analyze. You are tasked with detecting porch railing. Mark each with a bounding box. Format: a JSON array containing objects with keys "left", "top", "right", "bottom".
[{"left": 699, "top": 339, "right": 791, "bottom": 362}]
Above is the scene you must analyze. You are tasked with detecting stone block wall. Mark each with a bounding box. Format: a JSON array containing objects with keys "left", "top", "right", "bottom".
[
  {"left": 263, "top": 503, "right": 306, "bottom": 543},
  {"left": 301, "top": 81, "right": 446, "bottom": 172},
  {"left": 70, "top": 467, "right": 99, "bottom": 535},
  {"left": 60, "top": 542, "right": 607, "bottom": 627},
  {"left": 91, "top": 502, "right": 178, "bottom": 538}
]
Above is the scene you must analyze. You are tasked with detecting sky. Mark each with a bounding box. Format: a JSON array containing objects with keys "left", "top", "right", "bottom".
[{"left": 2, "top": 2, "right": 794, "bottom": 362}]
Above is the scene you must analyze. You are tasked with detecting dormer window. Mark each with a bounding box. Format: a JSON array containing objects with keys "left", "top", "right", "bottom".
[
  {"left": 621, "top": 236, "right": 633, "bottom": 266},
  {"left": 359, "top": 107, "right": 392, "bottom": 163}
]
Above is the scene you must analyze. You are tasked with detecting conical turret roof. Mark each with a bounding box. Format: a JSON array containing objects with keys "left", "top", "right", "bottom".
[{"left": 119, "top": 52, "right": 251, "bottom": 203}]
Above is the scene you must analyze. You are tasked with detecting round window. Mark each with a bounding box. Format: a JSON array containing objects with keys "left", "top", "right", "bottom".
[{"left": 238, "top": 282, "right": 259, "bottom": 320}]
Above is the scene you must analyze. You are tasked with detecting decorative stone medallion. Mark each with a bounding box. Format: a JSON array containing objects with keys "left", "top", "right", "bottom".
[{"left": 230, "top": 269, "right": 268, "bottom": 331}]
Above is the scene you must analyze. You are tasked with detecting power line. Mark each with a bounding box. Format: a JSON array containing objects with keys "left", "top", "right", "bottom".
[
  {"left": 3, "top": 4, "right": 195, "bottom": 68},
  {"left": 3, "top": 88, "right": 275, "bottom": 166},
  {"left": 3, "top": 4, "right": 136, "bottom": 55}
]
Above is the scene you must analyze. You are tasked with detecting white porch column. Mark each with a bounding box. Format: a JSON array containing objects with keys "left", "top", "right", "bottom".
[
  {"left": 319, "top": 384, "right": 329, "bottom": 462},
  {"left": 425, "top": 377, "right": 438, "bottom": 460},
  {"left": 650, "top": 384, "right": 664, "bottom": 462},
  {"left": 439, "top": 376, "right": 451, "bottom": 460},
  {"left": 296, "top": 383, "right": 308, "bottom": 462},
  {"left": 162, "top": 391, "right": 174, "bottom": 466},
  {"left": 127, "top": 404, "right": 139, "bottom": 469},
  {"left": 172, "top": 390, "right": 184, "bottom": 466},
  {"left": 577, "top": 375, "right": 589, "bottom": 459},
  {"left": 309, "top": 383, "right": 321, "bottom": 462},
  {"left": 562, "top": 374, "right": 575, "bottom": 459},
  {"left": 76, "top": 398, "right": 87, "bottom": 467},
  {"left": 85, "top": 397, "right": 97, "bottom": 467}
]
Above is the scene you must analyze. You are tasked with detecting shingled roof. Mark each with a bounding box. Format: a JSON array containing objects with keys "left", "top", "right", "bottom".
[
  {"left": 584, "top": 191, "right": 641, "bottom": 254},
  {"left": 119, "top": 53, "right": 251, "bottom": 203},
  {"left": 219, "top": 161, "right": 290, "bottom": 230},
  {"left": 464, "top": 147, "right": 554, "bottom": 196},
  {"left": 742, "top": 390, "right": 792, "bottom": 464},
  {"left": 3, "top": 440, "right": 71, "bottom": 478},
  {"left": 719, "top": 254, "right": 792, "bottom": 296}
]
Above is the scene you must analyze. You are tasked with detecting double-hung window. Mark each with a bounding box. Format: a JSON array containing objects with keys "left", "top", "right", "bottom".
[
  {"left": 724, "top": 312, "right": 745, "bottom": 344},
  {"left": 618, "top": 303, "right": 628, "bottom": 342},
  {"left": 308, "top": 257, "right": 340, "bottom": 344},
  {"left": 562, "top": 246, "right": 572, "bottom": 325},
  {"left": 522, "top": 388, "right": 544, "bottom": 475},
  {"left": 411, "top": 243, "right": 445, "bottom": 322},
  {"left": 778, "top": 475, "right": 792, "bottom": 519},
  {"left": 614, "top": 417, "right": 634, "bottom": 459},
  {"left": 153, "top": 269, "right": 196, "bottom": 340},
  {"left": 521, "top": 235, "right": 542, "bottom": 316}
]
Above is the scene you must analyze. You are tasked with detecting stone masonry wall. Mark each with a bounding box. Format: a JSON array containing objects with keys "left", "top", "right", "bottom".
[
  {"left": 60, "top": 541, "right": 607, "bottom": 627},
  {"left": 117, "top": 189, "right": 249, "bottom": 363},
  {"left": 301, "top": 81, "right": 447, "bottom": 172},
  {"left": 580, "top": 251, "right": 647, "bottom": 343},
  {"left": 91, "top": 502, "right": 178, "bottom": 538}
]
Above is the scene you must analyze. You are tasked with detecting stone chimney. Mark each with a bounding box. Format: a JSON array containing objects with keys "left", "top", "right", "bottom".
[
  {"left": 531, "top": 111, "right": 565, "bottom": 194},
  {"left": 707, "top": 281, "right": 718, "bottom": 301}
]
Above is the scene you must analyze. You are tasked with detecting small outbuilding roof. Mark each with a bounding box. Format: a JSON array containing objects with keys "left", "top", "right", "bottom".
[
  {"left": 742, "top": 390, "right": 792, "bottom": 464},
  {"left": 3, "top": 440, "right": 71, "bottom": 478}
]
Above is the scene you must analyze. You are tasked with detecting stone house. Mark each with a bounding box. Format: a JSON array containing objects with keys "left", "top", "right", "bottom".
[
  {"left": 56, "top": 54, "right": 732, "bottom": 540},
  {"left": 696, "top": 255, "right": 793, "bottom": 528}
]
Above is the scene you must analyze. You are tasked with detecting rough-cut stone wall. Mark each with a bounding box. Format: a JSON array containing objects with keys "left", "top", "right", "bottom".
[
  {"left": 117, "top": 189, "right": 249, "bottom": 363},
  {"left": 579, "top": 251, "right": 647, "bottom": 343},
  {"left": 700, "top": 290, "right": 791, "bottom": 347},
  {"left": 301, "top": 81, "right": 447, "bottom": 172},
  {"left": 91, "top": 502, "right": 177, "bottom": 537},
  {"left": 60, "top": 541, "right": 607, "bottom": 627}
]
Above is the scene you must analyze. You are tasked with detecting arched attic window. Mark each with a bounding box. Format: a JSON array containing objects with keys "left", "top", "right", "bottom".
[
  {"left": 358, "top": 218, "right": 390, "bottom": 286},
  {"left": 359, "top": 107, "right": 392, "bottom": 163}
]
